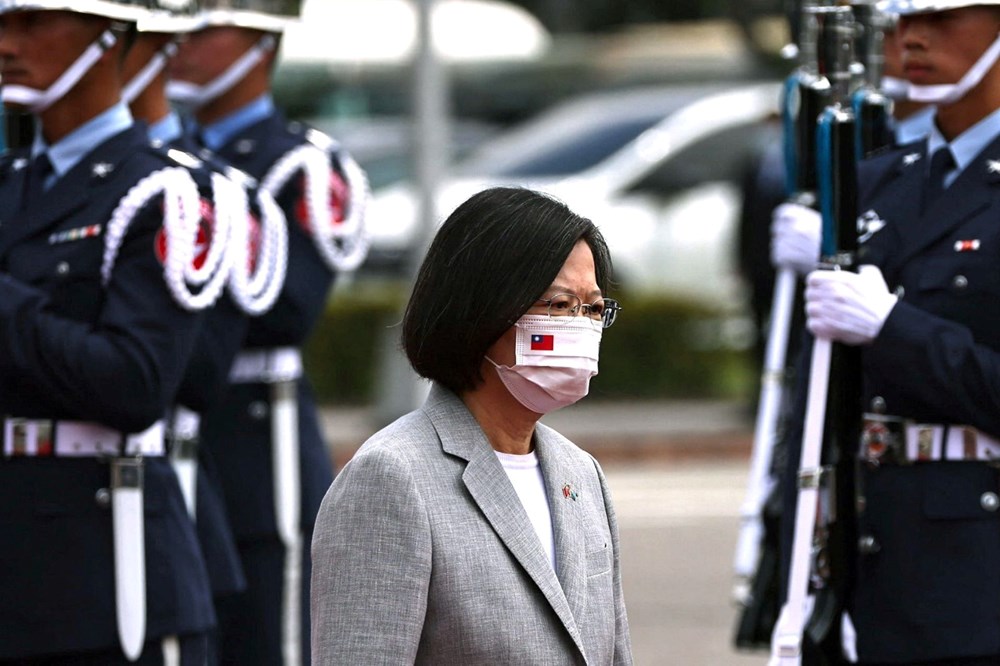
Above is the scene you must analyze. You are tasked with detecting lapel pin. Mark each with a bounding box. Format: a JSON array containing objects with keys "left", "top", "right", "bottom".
[
  {"left": 988, "top": 160, "right": 1000, "bottom": 174},
  {"left": 902, "top": 153, "right": 921, "bottom": 167},
  {"left": 954, "top": 239, "right": 981, "bottom": 252},
  {"left": 562, "top": 483, "right": 578, "bottom": 501}
]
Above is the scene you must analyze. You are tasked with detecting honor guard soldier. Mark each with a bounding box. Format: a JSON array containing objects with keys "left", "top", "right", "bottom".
[
  {"left": 776, "top": 0, "right": 1000, "bottom": 663},
  {"left": 122, "top": 2, "right": 290, "bottom": 648},
  {"left": 167, "top": 1, "right": 369, "bottom": 664},
  {"left": 0, "top": 0, "right": 228, "bottom": 662}
]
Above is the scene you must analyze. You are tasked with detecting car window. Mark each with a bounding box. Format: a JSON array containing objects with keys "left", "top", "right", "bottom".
[{"left": 629, "top": 122, "right": 771, "bottom": 194}]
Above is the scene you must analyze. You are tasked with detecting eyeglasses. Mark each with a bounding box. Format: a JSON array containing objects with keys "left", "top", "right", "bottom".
[{"left": 534, "top": 293, "right": 622, "bottom": 329}]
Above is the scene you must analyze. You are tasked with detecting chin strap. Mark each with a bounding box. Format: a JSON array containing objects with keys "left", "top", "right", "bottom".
[
  {"left": 2, "top": 30, "right": 117, "bottom": 112},
  {"left": 908, "top": 31, "right": 1000, "bottom": 105},
  {"left": 165, "top": 35, "right": 275, "bottom": 110},
  {"left": 122, "top": 40, "right": 179, "bottom": 105}
]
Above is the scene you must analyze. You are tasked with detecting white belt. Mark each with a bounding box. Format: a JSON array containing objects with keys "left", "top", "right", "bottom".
[
  {"left": 229, "top": 347, "right": 303, "bottom": 384},
  {"left": 168, "top": 405, "right": 201, "bottom": 519},
  {"left": 2, "top": 418, "right": 165, "bottom": 458},
  {"left": 861, "top": 414, "right": 1000, "bottom": 464},
  {"left": 169, "top": 406, "right": 201, "bottom": 448}
]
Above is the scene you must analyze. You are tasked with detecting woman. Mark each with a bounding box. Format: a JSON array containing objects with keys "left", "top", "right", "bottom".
[{"left": 311, "top": 187, "right": 633, "bottom": 665}]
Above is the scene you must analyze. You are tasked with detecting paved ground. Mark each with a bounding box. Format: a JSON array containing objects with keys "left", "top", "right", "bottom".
[
  {"left": 319, "top": 398, "right": 771, "bottom": 664},
  {"left": 608, "top": 460, "right": 768, "bottom": 665}
]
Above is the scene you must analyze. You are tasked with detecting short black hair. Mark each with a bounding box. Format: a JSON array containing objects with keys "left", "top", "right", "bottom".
[{"left": 402, "top": 186, "right": 613, "bottom": 395}]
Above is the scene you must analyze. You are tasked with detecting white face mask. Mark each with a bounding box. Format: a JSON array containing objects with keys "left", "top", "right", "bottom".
[
  {"left": 487, "top": 314, "right": 602, "bottom": 414},
  {"left": 907, "top": 30, "right": 1000, "bottom": 105}
]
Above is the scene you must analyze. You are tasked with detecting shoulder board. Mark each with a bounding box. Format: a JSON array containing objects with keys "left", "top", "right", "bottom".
[
  {"left": 286, "top": 120, "right": 339, "bottom": 154},
  {"left": 145, "top": 142, "right": 202, "bottom": 169},
  {"left": 304, "top": 127, "right": 336, "bottom": 152},
  {"left": 165, "top": 148, "right": 204, "bottom": 170},
  {"left": 224, "top": 165, "right": 259, "bottom": 190}
]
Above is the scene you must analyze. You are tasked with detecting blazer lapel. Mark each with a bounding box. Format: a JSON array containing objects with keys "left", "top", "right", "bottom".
[
  {"left": 536, "top": 429, "right": 588, "bottom": 631},
  {"left": 423, "top": 385, "right": 588, "bottom": 659}
]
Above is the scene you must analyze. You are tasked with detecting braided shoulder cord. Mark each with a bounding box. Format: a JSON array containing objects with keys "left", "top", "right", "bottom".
[
  {"left": 329, "top": 150, "right": 372, "bottom": 272},
  {"left": 261, "top": 143, "right": 371, "bottom": 272},
  {"left": 102, "top": 166, "right": 223, "bottom": 311},
  {"left": 227, "top": 184, "right": 288, "bottom": 316},
  {"left": 179, "top": 170, "right": 237, "bottom": 304}
]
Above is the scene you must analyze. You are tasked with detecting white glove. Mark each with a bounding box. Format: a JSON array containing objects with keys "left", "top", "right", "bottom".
[
  {"left": 770, "top": 202, "right": 822, "bottom": 274},
  {"left": 805, "top": 265, "right": 898, "bottom": 345}
]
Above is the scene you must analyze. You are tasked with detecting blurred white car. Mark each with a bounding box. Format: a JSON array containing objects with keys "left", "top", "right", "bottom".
[
  {"left": 365, "top": 82, "right": 780, "bottom": 307},
  {"left": 280, "top": 0, "right": 550, "bottom": 66}
]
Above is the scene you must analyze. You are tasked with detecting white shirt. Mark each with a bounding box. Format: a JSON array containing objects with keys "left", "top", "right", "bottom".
[{"left": 495, "top": 449, "right": 555, "bottom": 571}]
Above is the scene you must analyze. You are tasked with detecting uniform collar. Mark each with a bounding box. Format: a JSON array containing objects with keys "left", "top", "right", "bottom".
[
  {"left": 894, "top": 106, "right": 935, "bottom": 146},
  {"left": 34, "top": 102, "right": 132, "bottom": 180},
  {"left": 926, "top": 105, "right": 1000, "bottom": 180},
  {"left": 197, "top": 94, "right": 274, "bottom": 151},
  {"left": 147, "top": 112, "right": 184, "bottom": 146}
]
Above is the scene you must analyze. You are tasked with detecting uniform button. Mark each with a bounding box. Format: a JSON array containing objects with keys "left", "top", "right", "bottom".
[
  {"left": 55, "top": 261, "right": 70, "bottom": 276},
  {"left": 893, "top": 285, "right": 905, "bottom": 299},
  {"left": 235, "top": 139, "right": 255, "bottom": 155},
  {"left": 952, "top": 274, "right": 969, "bottom": 290},
  {"left": 248, "top": 401, "right": 269, "bottom": 419},
  {"left": 981, "top": 492, "right": 999, "bottom": 512},
  {"left": 870, "top": 396, "right": 887, "bottom": 413},
  {"left": 95, "top": 487, "right": 111, "bottom": 508},
  {"left": 858, "top": 535, "right": 880, "bottom": 554}
]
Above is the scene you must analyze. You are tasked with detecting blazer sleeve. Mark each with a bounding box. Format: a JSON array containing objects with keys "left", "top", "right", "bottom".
[
  {"left": 595, "top": 458, "right": 634, "bottom": 665},
  {"left": 311, "top": 445, "right": 432, "bottom": 664},
  {"left": 868, "top": 300, "right": 1000, "bottom": 438}
]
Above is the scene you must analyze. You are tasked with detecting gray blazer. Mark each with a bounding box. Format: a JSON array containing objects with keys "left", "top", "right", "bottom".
[{"left": 311, "top": 383, "right": 633, "bottom": 665}]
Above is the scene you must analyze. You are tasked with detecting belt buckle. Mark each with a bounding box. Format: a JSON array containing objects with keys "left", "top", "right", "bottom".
[
  {"left": 862, "top": 416, "right": 906, "bottom": 466},
  {"left": 6, "top": 419, "right": 53, "bottom": 456}
]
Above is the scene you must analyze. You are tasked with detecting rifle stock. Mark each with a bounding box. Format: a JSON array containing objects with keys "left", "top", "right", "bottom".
[
  {"left": 771, "top": 6, "right": 863, "bottom": 664},
  {"left": 851, "top": 3, "right": 894, "bottom": 158},
  {"left": 734, "top": 1, "right": 831, "bottom": 651}
]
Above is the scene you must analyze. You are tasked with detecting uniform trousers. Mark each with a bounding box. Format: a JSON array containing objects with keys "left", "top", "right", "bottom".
[
  {"left": 214, "top": 530, "right": 314, "bottom": 666},
  {"left": 0, "top": 633, "right": 208, "bottom": 665}
]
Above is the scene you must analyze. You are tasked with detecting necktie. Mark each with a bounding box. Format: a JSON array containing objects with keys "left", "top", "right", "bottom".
[
  {"left": 924, "top": 147, "right": 955, "bottom": 210},
  {"left": 22, "top": 152, "right": 52, "bottom": 209}
]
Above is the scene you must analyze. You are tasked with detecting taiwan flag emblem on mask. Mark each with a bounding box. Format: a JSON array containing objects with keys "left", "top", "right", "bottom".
[{"left": 531, "top": 334, "right": 554, "bottom": 351}]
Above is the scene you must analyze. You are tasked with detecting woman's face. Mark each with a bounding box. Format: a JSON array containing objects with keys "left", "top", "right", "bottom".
[{"left": 486, "top": 239, "right": 601, "bottom": 367}]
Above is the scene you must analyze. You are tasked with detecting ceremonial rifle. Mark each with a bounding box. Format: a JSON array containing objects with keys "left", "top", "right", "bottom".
[
  {"left": 770, "top": 6, "right": 863, "bottom": 664},
  {"left": 850, "top": 1, "right": 894, "bottom": 157},
  {"left": 734, "top": 0, "right": 833, "bottom": 650}
]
